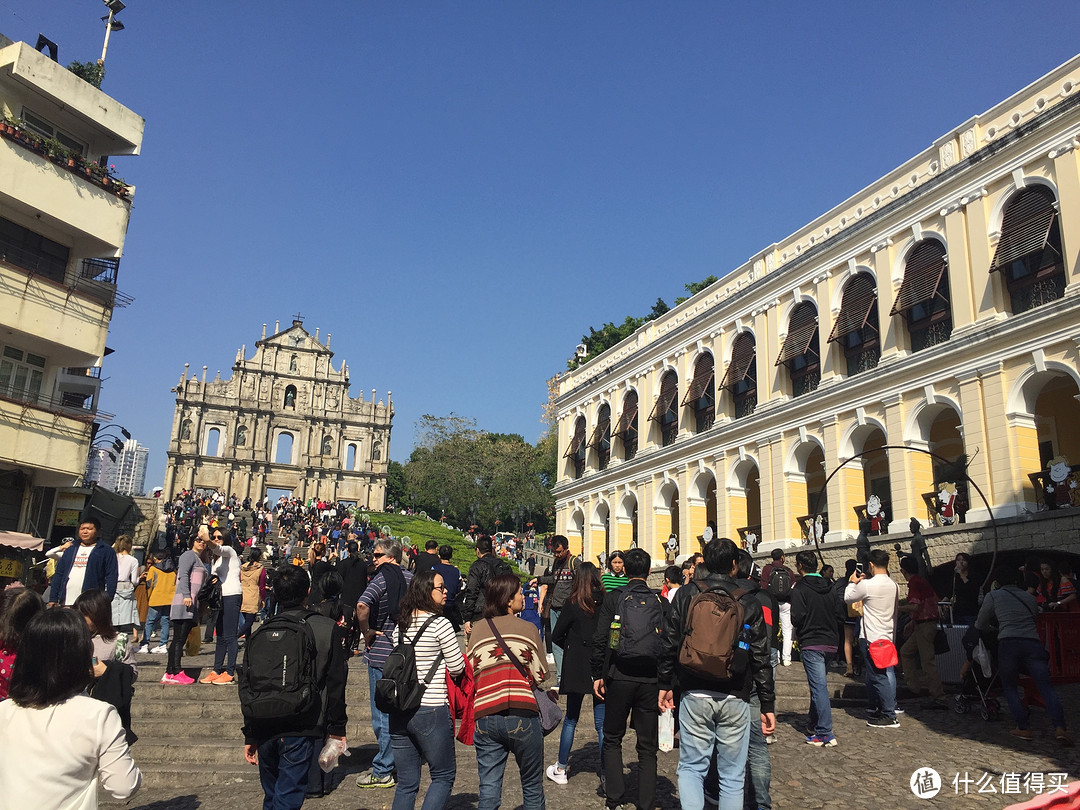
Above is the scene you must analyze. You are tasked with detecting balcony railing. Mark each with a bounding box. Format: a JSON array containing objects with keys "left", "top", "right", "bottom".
[
  {"left": 0, "top": 234, "right": 67, "bottom": 284},
  {"left": 0, "top": 387, "right": 113, "bottom": 423},
  {"left": 63, "top": 366, "right": 103, "bottom": 379},
  {"left": 74, "top": 257, "right": 133, "bottom": 308}
]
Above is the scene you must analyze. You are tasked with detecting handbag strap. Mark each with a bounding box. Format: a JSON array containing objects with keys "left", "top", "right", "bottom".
[
  {"left": 484, "top": 618, "right": 536, "bottom": 688},
  {"left": 998, "top": 586, "right": 1039, "bottom": 621},
  {"left": 398, "top": 613, "right": 445, "bottom": 686}
]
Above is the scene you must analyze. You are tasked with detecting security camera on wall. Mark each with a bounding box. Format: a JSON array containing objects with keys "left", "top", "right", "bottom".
[{"left": 576, "top": 344, "right": 588, "bottom": 358}]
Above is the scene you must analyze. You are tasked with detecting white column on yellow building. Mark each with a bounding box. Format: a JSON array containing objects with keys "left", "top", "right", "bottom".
[
  {"left": 1050, "top": 143, "right": 1080, "bottom": 290},
  {"left": 995, "top": 359, "right": 1041, "bottom": 516},
  {"left": 941, "top": 203, "right": 976, "bottom": 330},
  {"left": 782, "top": 430, "right": 809, "bottom": 542},
  {"left": 815, "top": 270, "right": 841, "bottom": 384},
  {"left": 822, "top": 413, "right": 861, "bottom": 539},
  {"left": 685, "top": 460, "right": 708, "bottom": 548},
  {"left": 724, "top": 448, "right": 748, "bottom": 544},
  {"left": 760, "top": 434, "right": 783, "bottom": 545},
  {"left": 754, "top": 306, "right": 776, "bottom": 406},
  {"left": 882, "top": 393, "right": 923, "bottom": 533},
  {"left": 873, "top": 238, "right": 901, "bottom": 362},
  {"left": 965, "top": 190, "right": 1004, "bottom": 319}
]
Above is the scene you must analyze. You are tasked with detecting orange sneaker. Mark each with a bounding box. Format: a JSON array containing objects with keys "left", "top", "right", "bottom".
[
  {"left": 199, "top": 671, "right": 222, "bottom": 684},
  {"left": 214, "top": 673, "right": 235, "bottom": 685}
]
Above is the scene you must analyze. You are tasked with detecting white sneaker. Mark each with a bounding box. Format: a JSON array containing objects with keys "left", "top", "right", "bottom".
[
  {"left": 152, "top": 645, "right": 168, "bottom": 654},
  {"left": 545, "top": 764, "right": 568, "bottom": 785},
  {"left": 137, "top": 644, "right": 150, "bottom": 654}
]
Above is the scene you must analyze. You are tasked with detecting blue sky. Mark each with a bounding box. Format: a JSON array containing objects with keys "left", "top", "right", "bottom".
[{"left": 9, "top": 2, "right": 1080, "bottom": 489}]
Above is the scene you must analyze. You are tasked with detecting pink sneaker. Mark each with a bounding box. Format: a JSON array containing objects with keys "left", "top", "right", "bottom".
[
  {"left": 170, "top": 672, "right": 196, "bottom": 685},
  {"left": 160, "top": 673, "right": 177, "bottom": 685}
]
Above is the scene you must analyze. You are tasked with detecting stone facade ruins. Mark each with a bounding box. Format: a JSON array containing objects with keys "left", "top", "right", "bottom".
[{"left": 163, "top": 319, "right": 392, "bottom": 507}]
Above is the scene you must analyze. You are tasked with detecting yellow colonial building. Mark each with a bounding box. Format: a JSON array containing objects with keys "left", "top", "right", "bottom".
[{"left": 554, "top": 54, "right": 1080, "bottom": 567}]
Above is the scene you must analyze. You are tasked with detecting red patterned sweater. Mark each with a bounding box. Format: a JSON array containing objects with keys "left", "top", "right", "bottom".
[{"left": 467, "top": 614, "right": 548, "bottom": 719}]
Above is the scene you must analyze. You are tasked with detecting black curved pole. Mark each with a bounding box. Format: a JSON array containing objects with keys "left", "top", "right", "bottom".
[{"left": 807, "top": 444, "right": 999, "bottom": 592}]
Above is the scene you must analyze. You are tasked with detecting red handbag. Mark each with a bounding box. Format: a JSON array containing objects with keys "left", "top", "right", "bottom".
[{"left": 868, "top": 639, "right": 898, "bottom": 669}]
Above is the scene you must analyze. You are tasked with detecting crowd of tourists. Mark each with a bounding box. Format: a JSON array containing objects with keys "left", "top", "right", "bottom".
[{"left": 0, "top": 500, "right": 1076, "bottom": 809}]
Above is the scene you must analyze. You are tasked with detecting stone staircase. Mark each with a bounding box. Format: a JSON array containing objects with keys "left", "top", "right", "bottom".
[
  {"left": 128, "top": 651, "right": 374, "bottom": 789},
  {"left": 125, "top": 642, "right": 866, "bottom": 789}
]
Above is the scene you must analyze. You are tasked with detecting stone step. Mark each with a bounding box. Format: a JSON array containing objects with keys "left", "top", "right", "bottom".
[
  {"left": 138, "top": 764, "right": 257, "bottom": 790},
  {"left": 134, "top": 725, "right": 376, "bottom": 764}
]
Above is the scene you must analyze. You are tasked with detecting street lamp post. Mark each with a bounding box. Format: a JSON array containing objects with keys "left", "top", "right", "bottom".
[{"left": 100, "top": 0, "right": 126, "bottom": 68}]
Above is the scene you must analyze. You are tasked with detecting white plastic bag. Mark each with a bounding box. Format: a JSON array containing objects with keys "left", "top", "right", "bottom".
[
  {"left": 658, "top": 709, "right": 675, "bottom": 752},
  {"left": 318, "top": 738, "right": 350, "bottom": 772},
  {"left": 973, "top": 639, "right": 993, "bottom": 679}
]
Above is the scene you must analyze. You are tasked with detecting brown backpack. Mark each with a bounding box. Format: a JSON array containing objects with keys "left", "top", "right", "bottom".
[{"left": 678, "top": 582, "right": 748, "bottom": 681}]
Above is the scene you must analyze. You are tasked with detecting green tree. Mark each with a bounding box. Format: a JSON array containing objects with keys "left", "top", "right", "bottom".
[
  {"left": 402, "top": 415, "right": 554, "bottom": 533},
  {"left": 385, "top": 460, "right": 407, "bottom": 509},
  {"left": 674, "top": 275, "right": 719, "bottom": 305}
]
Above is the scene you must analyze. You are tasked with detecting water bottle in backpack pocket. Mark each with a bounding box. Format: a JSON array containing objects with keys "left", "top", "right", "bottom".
[{"left": 678, "top": 584, "right": 749, "bottom": 681}]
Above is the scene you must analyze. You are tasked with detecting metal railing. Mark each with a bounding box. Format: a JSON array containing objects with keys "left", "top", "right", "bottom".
[
  {"left": 0, "top": 388, "right": 113, "bottom": 423},
  {"left": 0, "top": 237, "right": 67, "bottom": 283}
]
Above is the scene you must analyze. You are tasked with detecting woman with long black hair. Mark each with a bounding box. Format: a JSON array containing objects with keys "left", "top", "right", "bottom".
[
  {"left": 547, "top": 561, "right": 606, "bottom": 788},
  {"left": 165, "top": 526, "right": 212, "bottom": 685}
]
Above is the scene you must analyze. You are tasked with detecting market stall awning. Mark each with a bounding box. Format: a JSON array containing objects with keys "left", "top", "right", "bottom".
[{"left": 0, "top": 530, "right": 44, "bottom": 551}]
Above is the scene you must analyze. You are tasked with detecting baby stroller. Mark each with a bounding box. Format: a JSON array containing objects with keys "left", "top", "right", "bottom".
[{"left": 952, "top": 625, "right": 1001, "bottom": 721}]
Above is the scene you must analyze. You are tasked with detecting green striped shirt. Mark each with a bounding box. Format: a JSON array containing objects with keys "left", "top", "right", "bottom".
[{"left": 601, "top": 572, "right": 628, "bottom": 592}]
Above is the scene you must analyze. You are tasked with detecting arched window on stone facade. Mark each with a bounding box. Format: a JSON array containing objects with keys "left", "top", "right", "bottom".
[
  {"left": 284, "top": 385, "right": 297, "bottom": 409},
  {"left": 613, "top": 391, "right": 638, "bottom": 461},
  {"left": 275, "top": 432, "right": 294, "bottom": 464},
  {"left": 589, "top": 403, "right": 612, "bottom": 472},
  {"left": 321, "top": 435, "right": 333, "bottom": 455},
  {"left": 206, "top": 427, "right": 220, "bottom": 456},
  {"left": 682, "top": 353, "right": 715, "bottom": 433},
  {"left": 990, "top": 185, "right": 1065, "bottom": 314},
  {"left": 650, "top": 370, "right": 679, "bottom": 447},
  {"left": 565, "top": 416, "right": 586, "bottom": 479},
  {"left": 829, "top": 272, "right": 879, "bottom": 377},
  {"left": 891, "top": 240, "right": 951, "bottom": 353},
  {"left": 346, "top": 443, "right": 357, "bottom": 470},
  {"left": 776, "top": 302, "right": 820, "bottom": 397},
  {"left": 721, "top": 333, "right": 757, "bottom": 419}
]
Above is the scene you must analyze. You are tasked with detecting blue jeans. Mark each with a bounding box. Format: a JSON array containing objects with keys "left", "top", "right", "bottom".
[
  {"left": 257, "top": 735, "right": 316, "bottom": 810},
  {"left": 800, "top": 649, "right": 833, "bottom": 736},
  {"left": 144, "top": 606, "right": 170, "bottom": 647},
  {"left": 549, "top": 608, "right": 563, "bottom": 683},
  {"left": 997, "top": 638, "right": 1067, "bottom": 730},
  {"left": 368, "top": 664, "right": 395, "bottom": 777},
  {"left": 860, "top": 639, "right": 897, "bottom": 720},
  {"left": 745, "top": 692, "right": 771, "bottom": 810},
  {"left": 556, "top": 692, "right": 605, "bottom": 770},
  {"left": 213, "top": 594, "right": 242, "bottom": 676},
  {"left": 474, "top": 713, "right": 545, "bottom": 810},
  {"left": 678, "top": 692, "right": 750, "bottom": 810},
  {"left": 390, "top": 705, "right": 456, "bottom": 810}
]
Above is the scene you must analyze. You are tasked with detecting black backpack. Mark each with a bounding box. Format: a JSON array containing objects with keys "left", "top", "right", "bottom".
[
  {"left": 238, "top": 611, "right": 324, "bottom": 727},
  {"left": 374, "top": 614, "right": 444, "bottom": 714},
  {"left": 615, "top": 586, "right": 665, "bottom": 663},
  {"left": 766, "top": 567, "right": 793, "bottom": 601}
]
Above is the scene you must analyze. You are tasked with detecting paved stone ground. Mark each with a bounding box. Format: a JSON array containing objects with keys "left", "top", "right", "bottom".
[{"left": 102, "top": 666, "right": 1080, "bottom": 810}]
